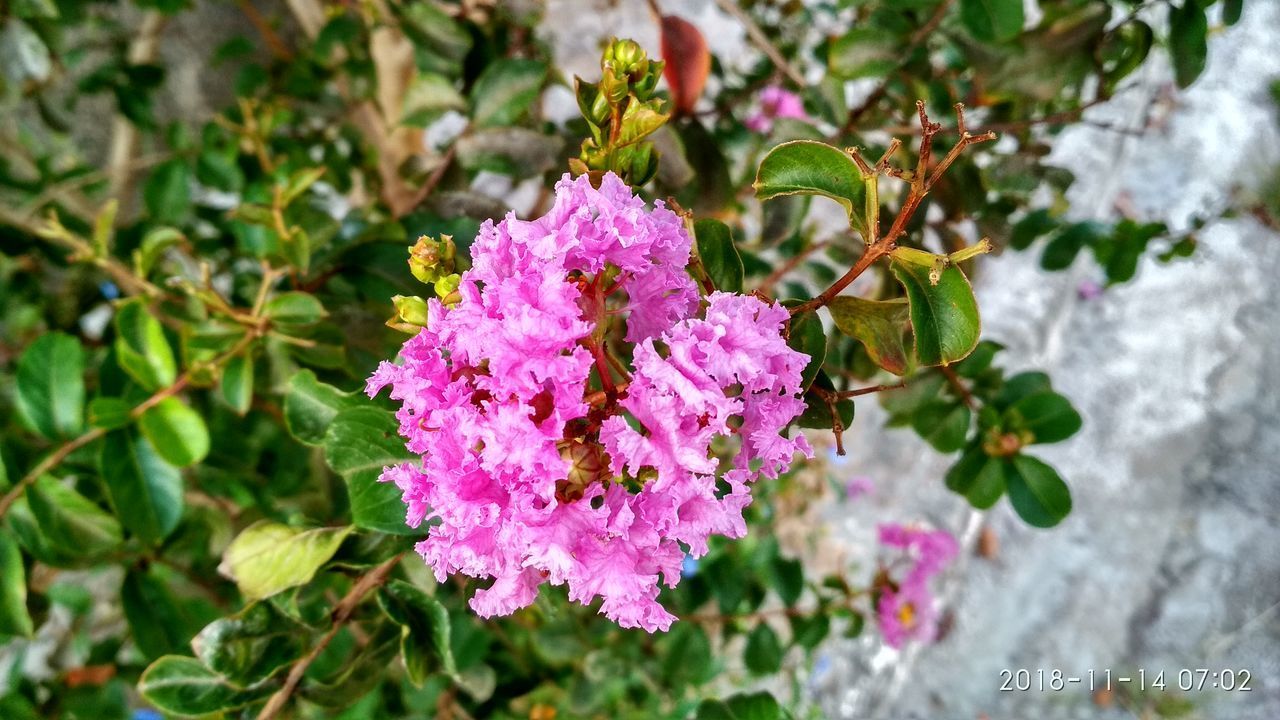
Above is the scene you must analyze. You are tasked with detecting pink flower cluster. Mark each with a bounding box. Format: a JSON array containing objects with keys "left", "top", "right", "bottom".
[
  {"left": 367, "top": 173, "right": 811, "bottom": 632},
  {"left": 875, "top": 524, "right": 958, "bottom": 648},
  {"left": 745, "top": 85, "right": 809, "bottom": 134}
]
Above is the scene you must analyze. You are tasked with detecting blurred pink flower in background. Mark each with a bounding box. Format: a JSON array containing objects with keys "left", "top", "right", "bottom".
[
  {"left": 745, "top": 85, "right": 809, "bottom": 134},
  {"left": 844, "top": 475, "right": 875, "bottom": 500},
  {"left": 875, "top": 523, "right": 958, "bottom": 647}
]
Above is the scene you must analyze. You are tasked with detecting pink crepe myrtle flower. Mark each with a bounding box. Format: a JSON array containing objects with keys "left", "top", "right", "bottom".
[
  {"left": 844, "top": 475, "right": 875, "bottom": 501},
  {"left": 874, "top": 523, "right": 958, "bottom": 647},
  {"left": 745, "top": 85, "right": 809, "bottom": 134},
  {"left": 367, "top": 172, "right": 812, "bottom": 632}
]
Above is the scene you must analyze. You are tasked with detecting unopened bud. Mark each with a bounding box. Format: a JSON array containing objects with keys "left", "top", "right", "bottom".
[
  {"left": 556, "top": 439, "right": 611, "bottom": 502},
  {"left": 408, "top": 234, "right": 456, "bottom": 285},
  {"left": 391, "top": 295, "right": 430, "bottom": 327},
  {"left": 434, "top": 273, "right": 461, "bottom": 305}
]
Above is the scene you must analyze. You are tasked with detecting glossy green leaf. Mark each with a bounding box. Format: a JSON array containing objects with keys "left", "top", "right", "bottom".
[
  {"left": 114, "top": 298, "right": 177, "bottom": 390},
  {"left": 139, "top": 398, "right": 210, "bottom": 467},
  {"left": 828, "top": 296, "right": 912, "bottom": 375},
  {"left": 134, "top": 226, "right": 185, "bottom": 276},
  {"left": 1005, "top": 455, "right": 1072, "bottom": 528},
  {"left": 26, "top": 476, "right": 124, "bottom": 558},
  {"left": 694, "top": 219, "right": 744, "bottom": 293},
  {"left": 469, "top": 59, "right": 547, "bottom": 127},
  {"left": 743, "top": 623, "right": 783, "bottom": 675},
  {"left": 377, "top": 579, "right": 456, "bottom": 686},
  {"left": 323, "top": 407, "right": 416, "bottom": 535},
  {"left": 1007, "top": 391, "right": 1082, "bottom": 444},
  {"left": 890, "top": 258, "right": 981, "bottom": 366},
  {"left": 0, "top": 532, "right": 33, "bottom": 637},
  {"left": 754, "top": 141, "right": 865, "bottom": 230},
  {"left": 959, "top": 0, "right": 1025, "bottom": 43},
  {"left": 699, "top": 691, "right": 783, "bottom": 720},
  {"left": 264, "top": 292, "right": 326, "bottom": 326},
  {"left": 219, "top": 354, "right": 254, "bottom": 415},
  {"left": 786, "top": 309, "right": 826, "bottom": 393},
  {"left": 219, "top": 520, "right": 353, "bottom": 601},
  {"left": 123, "top": 567, "right": 193, "bottom": 659},
  {"left": 994, "top": 371, "right": 1052, "bottom": 410},
  {"left": 139, "top": 655, "right": 272, "bottom": 716},
  {"left": 1169, "top": 1, "right": 1208, "bottom": 89},
  {"left": 88, "top": 397, "right": 134, "bottom": 430},
  {"left": 945, "top": 445, "right": 1006, "bottom": 508},
  {"left": 192, "top": 602, "right": 304, "bottom": 687},
  {"left": 16, "top": 332, "right": 85, "bottom": 440},
  {"left": 99, "top": 429, "right": 184, "bottom": 543},
  {"left": 1040, "top": 222, "right": 1102, "bottom": 271},
  {"left": 284, "top": 370, "right": 361, "bottom": 446}
]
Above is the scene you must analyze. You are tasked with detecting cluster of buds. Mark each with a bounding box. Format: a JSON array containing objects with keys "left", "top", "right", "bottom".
[
  {"left": 570, "top": 38, "right": 668, "bottom": 186},
  {"left": 387, "top": 235, "right": 460, "bottom": 333}
]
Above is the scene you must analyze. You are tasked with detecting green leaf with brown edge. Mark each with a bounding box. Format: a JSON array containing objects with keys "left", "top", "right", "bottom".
[
  {"left": 785, "top": 308, "right": 827, "bottom": 393},
  {"left": 959, "top": 0, "right": 1025, "bottom": 43},
  {"left": 694, "top": 219, "right": 744, "bottom": 293},
  {"left": 754, "top": 140, "right": 865, "bottom": 231},
  {"left": 139, "top": 655, "right": 273, "bottom": 717},
  {"left": 1169, "top": 1, "right": 1208, "bottom": 89},
  {"left": 192, "top": 602, "right": 305, "bottom": 687},
  {"left": 469, "top": 58, "right": 547, "bottom": 128},
  {"left": 827, "top": 296, "right": 912, "bottom": 376},
  {"left": 99, "top": 429, "right": 184, "bottom": 543},
  {"left": 15, "top": 332, "right": 85, "bottom": 440},
  {"left": 219, "top": 521, "right": 353, "bottom": 601},
  {"left": 139, "top": 397, "right": 210, "bottom": 467},
  {"left": 114, "top": 298, "right": 177, "bottom": 391},
  {"left": 377, "top": 579, "right": 456, "bottom": 686},
  {"left": 0, "top": 532, "right": 33, "bottom": 638},
  {"left": 323, "top": 407, "right": 417, "bottom": 535},
  {"left": 890, "top": 257, "right": 981, "bottom": 367},
  {"left": 1005, "top": 455, "right": 1072, "bottom": 527}
]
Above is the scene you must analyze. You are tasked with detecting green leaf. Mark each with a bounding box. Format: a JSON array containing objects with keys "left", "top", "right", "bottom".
[
  {"left": 694, "top": 219, "right": 744, "bottom": 293},
  {"left": 99, "top": 429, "right": 184, "bottom": 543},
  {"left": 219, "top": 520, "right": 353, "bottom": 601},
  {"left": 1223, "top": 0, "right": 1244, "bottom": 26},
  {"left": 264, "top": 292, "right": 326, "bottom": 326},
  {"left": 122, "top": 567, "right": 193, "bottom": 659},
  {"left": 699, "top": 692, "right": 783, "bottom": 720},
  {"left": 660, "top": 622, "right": 715, "bottom": 687},
  {"left": 1006, "top": 391, "right": 1082, "bottom": 444},
  {"left": 219, "top": 354, "right": 254, "bottom": 415},
  {"left": 15, "top": 332, "right": 85, "bottom": 440},
  {"left": 26, "top": 476, "right": 124, "bottom": 557},
  {"left": 911, "top": 401, "right": 971, "bottom": 453},
  {"left": 88, "top": 397, "right": 134, "bottom": 430},
  {"left": 0, "top": 532, "right": 33, "bottom": 637},
  {"left": 890, "top": 257, "right": 981, "bottom": 366},
  {"left": 284, "top": 370, "right": 360, "bottom": 446},
  {"left": 143, "top": 160, "right": 192, "bottom": 224},
  {"left": 1005, "top": 455, "right": 1072, "bottom": 528},
  {"left": 323, "top": 407, "right": 416, "bottom": 535},
  {"left": 134, "top": 227, "right": 186, "bottom": 276},
  {"left": 994, "top": 371, "right": 1052, "bottom": 410},
  {"left": 743, "top": 623, "right": 783, "bottom": 675},
  {"left": 1040, "top": 221, "right": 1102, "bottom": 271},
  {"left": 139, "top": 655, "right": 272, "bottom": 717},
  {"left": 1169, "top": 2, "right": 1208, "bottom": 89},
  {"left": 469, "top": 59, "right": 547, "bottom": 128},
  {"left": 1009, "top": 209, "right": 1057, "bottom": 251},
  {"left": 828, "top": 27, "right": 899, "bottom": 79},
  {"left": 139, "top": 398, "right": 210, "bottom": 467},
  {"left": 754, "top": 140, "right": 866, "bottom": 231},
  {"left": 789, "top": 613, "right": 829, "bottom": 650},
  {"left": 959, "top": 0, "right": 1025, "bottom": 43},
  {"left": 768, "top": 556, "right": 803, "bottom": 606},
  {"left": 944, "top": 445, "right": 1006, "bottom": 508},
  {"left": 377, "top": 579, "right": 456, "bottom": 686},
  {"left": 786, "top": 309, "right": 826, "bottom": 393},
  {"left": 114, "top": 298, "right": 177, "bottom": 390},
  {"left": 192, "top": 602, "right": 305, "bottom": 687},
  {"left": 828, "top": 296, "right": 912, "bottom": 375}
]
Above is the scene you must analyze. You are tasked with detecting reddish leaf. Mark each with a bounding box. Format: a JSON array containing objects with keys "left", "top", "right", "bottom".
[{"left": 660, "top": 15, "right": 710, "bottom": 117}]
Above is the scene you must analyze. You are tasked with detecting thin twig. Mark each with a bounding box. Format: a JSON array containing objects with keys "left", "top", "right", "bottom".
[
  {"left": 256, "top": 554, "right": 404, "bottom": 720},
  {"left": 843, "top": 0, "right": 954, "bottom": 133},
  {"left": 938, "top": 365, "right": 978, "bottom": 409},
  {"left": 835, "top": 381, "right": 906, "bottom": 399},
  {"left": 713, "top": 0, "right": 806, "bottom": 87},
  {"left": 758, "top": 241, "right": 830, "bottom": 296}
]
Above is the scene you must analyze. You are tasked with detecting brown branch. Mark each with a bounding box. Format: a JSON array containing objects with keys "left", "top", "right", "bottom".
[
  {"left": 237, "top": 0, "right": 294, "bottom": 61},
  {"left": 0, "top": 334, "right": 256, "bottom": 520},
  {"left": 938, "top": 365, "right": 978, "bottom": 409},
  {"left": 835, "top": 381, "right": 906, "bottom": 399},
  {"left": 757, "top": 241, "right": 830, "bottom": 296},
  {"left": 256, "top": 554, "right": 404, "bottom": 720},
  {"left": 713, "top": 0, "right": 806, "bottom": 87},
  {"left": 843, "top": 0, "right": 954, "bottom": 133}
]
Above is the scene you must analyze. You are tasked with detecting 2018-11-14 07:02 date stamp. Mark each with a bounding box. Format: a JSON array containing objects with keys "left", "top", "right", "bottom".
[{"left": 999, "top": 668, "right": 1254, "bottom": 693}]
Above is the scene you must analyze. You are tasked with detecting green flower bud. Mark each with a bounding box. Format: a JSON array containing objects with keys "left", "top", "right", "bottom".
[
  {"left": 408, "top": 234, "right": 456, "bottom": 285},
  {"left": 391, "top": 294, "right": 430, "bottom": 327},
  {"left": 434, "top": 273, "right": 461, "bottom": 304}
]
